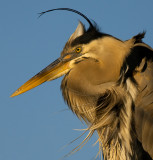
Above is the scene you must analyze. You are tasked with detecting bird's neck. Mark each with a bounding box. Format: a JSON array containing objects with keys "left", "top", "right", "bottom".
[
  {"left": 93, "top": 86, "right": 136, "bottom": 160},
  {"left": 61, "top": 76, "right": 147, "bottom": 160},
  {"left": 97, "top": 92, "right": 136, "bottom": 160},
  {"left": 96, "top": 82, "right": 149, "bottom": 160}
]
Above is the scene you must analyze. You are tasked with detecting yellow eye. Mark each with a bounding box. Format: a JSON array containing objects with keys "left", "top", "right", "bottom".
[{"left": 75, "top": 47, "right": 82, "bottom": 53}]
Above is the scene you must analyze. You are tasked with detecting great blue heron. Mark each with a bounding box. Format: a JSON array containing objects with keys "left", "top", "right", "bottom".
[{"left": 11, "top": 8, "right": 153, "bottom": 160}]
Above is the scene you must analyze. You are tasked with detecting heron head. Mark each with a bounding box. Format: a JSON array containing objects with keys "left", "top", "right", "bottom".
[
  {"left": 10, "top": 8, "right": 136, "bottom": 97},
  {"left": 10, "top": 17, "right": 98, "bottom": 97}
]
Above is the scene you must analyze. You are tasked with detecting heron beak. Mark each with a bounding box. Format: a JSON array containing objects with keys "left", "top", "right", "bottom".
[{"left": 10, "top": 57, "right": 70, "bottom": 97}]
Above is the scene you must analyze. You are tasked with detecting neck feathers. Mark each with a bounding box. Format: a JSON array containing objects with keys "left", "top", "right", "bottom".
[
  {"left": 61, "top": 74, "right": 147, "bottom": 160},
  {"left": 96, "top": 84, "right": 136, "bottom": 160}
]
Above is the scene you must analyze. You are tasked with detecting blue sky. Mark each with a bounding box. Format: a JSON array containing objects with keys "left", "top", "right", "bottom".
[{"left": 1, "top": 0, "right": 153, "bottom": 160}]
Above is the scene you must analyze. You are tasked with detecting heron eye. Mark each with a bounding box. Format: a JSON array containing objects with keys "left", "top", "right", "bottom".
[{"left": 75, "top": 47, "right": 82, "bottom": 53}]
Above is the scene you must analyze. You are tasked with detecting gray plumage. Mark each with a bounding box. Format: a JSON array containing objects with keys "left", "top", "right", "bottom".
[{"left": 11, "top": 9, "right": 153, "bottom": 160}]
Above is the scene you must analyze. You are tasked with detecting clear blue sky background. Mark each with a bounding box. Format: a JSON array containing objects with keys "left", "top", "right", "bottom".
[{"left": 1, "top": 0, "right": 153, "bottom": 160}]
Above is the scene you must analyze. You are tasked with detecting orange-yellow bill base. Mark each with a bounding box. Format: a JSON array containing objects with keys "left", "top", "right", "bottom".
[{"left": 10, "top": 60, "right": 70, "bottom": 97}]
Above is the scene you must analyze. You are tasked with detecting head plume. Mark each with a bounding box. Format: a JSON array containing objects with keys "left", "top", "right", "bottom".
[{"left": 39, "top": 8, "right": 94, "bottom": 29}]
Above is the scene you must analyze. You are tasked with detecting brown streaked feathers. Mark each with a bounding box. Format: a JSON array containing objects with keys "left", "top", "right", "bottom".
[{"left": 11, "top": 8, "right": 153, "bottom": 160}]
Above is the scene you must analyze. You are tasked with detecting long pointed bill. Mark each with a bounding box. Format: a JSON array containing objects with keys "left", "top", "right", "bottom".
[{"left": 10, "top": 58, "right": 70, "bottom": 97}]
